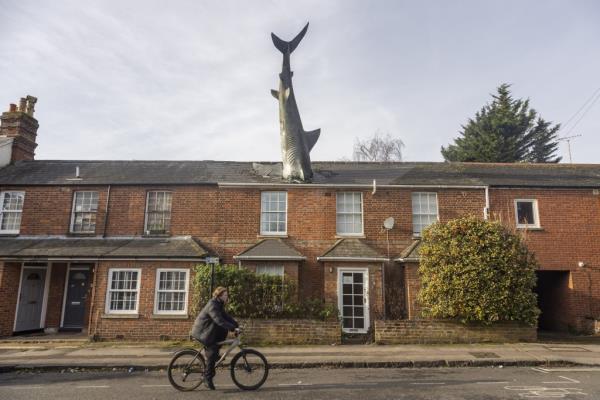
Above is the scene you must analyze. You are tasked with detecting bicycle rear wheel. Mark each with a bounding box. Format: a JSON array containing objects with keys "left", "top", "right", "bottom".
[
  {"left": 167, "top": 349, "right": 206, "bottom": 391},
  {"left": 230, "top": 348, "right": 269, "bottom": 390}
]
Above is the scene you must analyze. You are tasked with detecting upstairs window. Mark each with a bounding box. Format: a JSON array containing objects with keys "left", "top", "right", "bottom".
[
  {"left": 145, "top": 191, "right": 172, "bottom": 235},
  {"left": 0, "top": 191, "right": 25, "bottom": 234},
  {"left": 412, "top": 192, "right": 438, "bottom": 235},
  {"left": 260, "top": 191, "right": 287, "bottom": 235},
  {"left": 70, "top": 191, "right": 99, "bottom": 233},
  {"left": 515, "top": 199, "right": 540, "bottom": 228},
  {"left": 336, "top": 192, "right": 363, "bottom": 236}
]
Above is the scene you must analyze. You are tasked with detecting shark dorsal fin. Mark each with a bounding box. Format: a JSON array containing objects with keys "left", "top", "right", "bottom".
[
  {"left": 271, "top": 89, "right": 279, "bottom": 99},
  {"left": 305, "top": 128, "right": 320, "bottom": 152}
]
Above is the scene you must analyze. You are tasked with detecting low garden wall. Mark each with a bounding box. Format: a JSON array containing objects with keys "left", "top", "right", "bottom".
[
  {"left": 374, "top": 319, "right": 537, "bottom": 344},
  {"left": 239, "top": 318, "right": 341, "bottom": 345},
  {"left": 92, "top": 316, "right": 341, "bottom": 344}
]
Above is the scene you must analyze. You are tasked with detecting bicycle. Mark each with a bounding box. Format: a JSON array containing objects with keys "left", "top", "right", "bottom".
[{"left": 167, "top": 328, "right": 269, "bottom": 391}]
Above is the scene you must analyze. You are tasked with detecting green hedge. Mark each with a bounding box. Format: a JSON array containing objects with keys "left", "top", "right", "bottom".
[
  {"left": 191, "top": 264, "right": 337, "bottom": 320},
  {"left": 418, "top": 216, "right": 540, "bottom": 326}
]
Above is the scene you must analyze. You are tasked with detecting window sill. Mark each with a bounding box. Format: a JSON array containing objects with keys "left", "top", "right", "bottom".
[
  {"left": 151, "top": 314, "right": 190, "bottom": 320},
  {"left": 101, "top": 313, "right": 140, "bottom": 319},
  {"left": 335, "top": 235, "right": 366, "bottom": 239},
  {"left": 516, "top": 226, "right": 544, "bottom": 231},
  {"left": 68, "top": 232, "right": 97, "bottom": 237},
  {"left": 0, "top": 233, "right": 20, "bottom": 237},
  {"left": 257, "top": 234, "right": 288, "bottom": 238},
  {"left": 142, "top": 233, "right": 171, "bottom": 238}
]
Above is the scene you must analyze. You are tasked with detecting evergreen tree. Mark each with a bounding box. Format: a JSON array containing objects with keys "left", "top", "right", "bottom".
[{"left": 441, "top": 84, "right": 562, "bottom": 163}]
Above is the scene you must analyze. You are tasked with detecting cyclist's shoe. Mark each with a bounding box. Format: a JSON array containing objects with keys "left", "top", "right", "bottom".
[{"left": 205, "top": 378, "right": 216, "bottom": 390}]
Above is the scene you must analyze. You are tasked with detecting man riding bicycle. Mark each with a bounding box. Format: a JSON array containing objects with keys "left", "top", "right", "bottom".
[{"left": 191, "top": 286, "right": 239, "bottom": 390}]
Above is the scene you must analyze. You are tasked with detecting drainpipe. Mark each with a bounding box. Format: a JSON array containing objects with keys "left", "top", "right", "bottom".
[
  {"left": 102, "top": 185, "right": 111, "bottom": 237},
  {"left": 484, "top": 186, "right": 490, "bottom": 220}
]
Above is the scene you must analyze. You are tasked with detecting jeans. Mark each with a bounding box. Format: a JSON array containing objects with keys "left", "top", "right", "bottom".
[{"left": 204, "top": 344, "right": 221, "bottom": 380}]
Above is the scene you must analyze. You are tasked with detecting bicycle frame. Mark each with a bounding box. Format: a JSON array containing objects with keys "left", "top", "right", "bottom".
[{"left": 212, "top": 335, "right": 243, "bottom": 368}]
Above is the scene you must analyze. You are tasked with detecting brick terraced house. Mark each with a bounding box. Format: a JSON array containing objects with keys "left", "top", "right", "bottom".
[{"left": 0, "top": 98, "right": 599, "bottom": 340}]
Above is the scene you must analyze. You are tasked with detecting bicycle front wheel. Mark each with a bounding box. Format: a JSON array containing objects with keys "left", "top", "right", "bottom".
[
  {"left": 230, "top": 349, "right": 269, "bottom": 390},
  {"left": 167, "top": 349, "right": 206, "bottom": 391}
]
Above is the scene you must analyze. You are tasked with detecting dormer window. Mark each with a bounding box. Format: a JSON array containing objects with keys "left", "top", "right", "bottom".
[
  {"left": 145, "top": 191, "right": 172, "bottom": 235},
  {"left": 70, "top": 191, "right": 99, "bottom": 233}
]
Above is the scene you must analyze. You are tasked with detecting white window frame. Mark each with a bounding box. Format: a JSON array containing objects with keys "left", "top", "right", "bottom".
[
  {"left": 411, "top": 192, "right": 439, "bottom": 236},
  {"left": 514, "top": 199, "right": 540, "bottom": 229},
  {"left": 144, "top": 191, "right": 172, "bottom": 235},
  {"left": 260, "top": 191, "right": 287, "bottom": 236},
  {"left": 153, "top": 268, "right": 189, "bottom": 315},
  {"left": 256, "top": 264, "right": 285, "bottom": 277},
  {"left": 69, "top": 191, "right": 99, "bottom": 234},
  {"left": 0, "top": 191, "right": 25, "bottom": 234},
  {"left": 105, "top": 268, "right": 141, "bottom": 315},
  {"left": 336, "top": 192, "right": 364, "bottom": 236}
]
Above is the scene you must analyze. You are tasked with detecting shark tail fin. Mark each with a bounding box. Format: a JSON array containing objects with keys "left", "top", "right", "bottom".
[
  {"left": 305, "top": 128, "right": 320, "bottom": 152},
  {"left": 271, "top": 22, "right": 309, "bottom": 54}
]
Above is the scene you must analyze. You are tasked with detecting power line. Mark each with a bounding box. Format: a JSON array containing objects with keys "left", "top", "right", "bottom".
[
  {"left": 561, "top": 87, "right": 600, "bottom": 130},
  {"left": 561, "top": 88, "right": 600, "bottom": 137}
]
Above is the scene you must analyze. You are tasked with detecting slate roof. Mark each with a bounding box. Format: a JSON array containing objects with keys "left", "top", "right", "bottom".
[
  {"left": 318, "top": 239, "right": 388, "bottom": 261},
  {"left": 0, "top": 236, "right": 207, "bottom": 260},
  {"left": 1, "top": 160, "right": 600, "bottom": 187},
  {"left": 395, "top": 239, "right": 422, "bottom": 262},
  {"left": 234, "top": 238, "right": 305, "bottom": 260}
]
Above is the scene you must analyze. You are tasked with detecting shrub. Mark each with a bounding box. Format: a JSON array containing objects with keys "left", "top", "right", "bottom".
[
  {"left": 417, "top": 216, "right": 540, "bottom": 326},
  {"left": 191, "top": 264, "right": 336, "bottom": 320}
]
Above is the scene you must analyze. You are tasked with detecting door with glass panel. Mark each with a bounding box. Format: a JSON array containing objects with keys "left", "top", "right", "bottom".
[{"left": 338, "top": 269, "right": 369, "bottom": 333}]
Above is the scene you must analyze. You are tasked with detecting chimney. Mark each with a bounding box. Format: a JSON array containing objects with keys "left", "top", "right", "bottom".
[{"left": 0, "top": 95, "right": 39, "bottom": 164}]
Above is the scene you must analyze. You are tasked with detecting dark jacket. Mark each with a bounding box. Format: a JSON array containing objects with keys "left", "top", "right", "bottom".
[{"left": 190, "top": 298, "right": 238, "bottom": 345}]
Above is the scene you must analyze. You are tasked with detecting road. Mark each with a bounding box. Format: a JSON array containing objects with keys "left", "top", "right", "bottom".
[{"left": 1, "top": 366, "right": 599, "bottom": 399}]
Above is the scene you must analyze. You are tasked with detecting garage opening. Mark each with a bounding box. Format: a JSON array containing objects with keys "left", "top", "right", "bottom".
[{"left": 535, "top": 271, "right": 570, "bottom": 331}]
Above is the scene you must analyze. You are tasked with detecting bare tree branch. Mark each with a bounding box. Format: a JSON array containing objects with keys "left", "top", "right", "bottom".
[{"left": 352, "top": 131, "right": 405, "bottom": 161}]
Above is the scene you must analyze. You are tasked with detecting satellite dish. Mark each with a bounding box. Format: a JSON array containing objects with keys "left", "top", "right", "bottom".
[{"left": 383, "top": 217, "right": 395, "bottom": 230}]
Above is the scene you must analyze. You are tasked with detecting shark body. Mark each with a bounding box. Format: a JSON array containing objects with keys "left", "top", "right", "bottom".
[{"left": 271, "top": 23, "right": 320, "bottom": 182}]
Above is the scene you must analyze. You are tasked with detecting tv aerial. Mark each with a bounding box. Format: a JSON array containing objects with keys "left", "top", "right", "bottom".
[{"left": 383, "top": 217, "right": 395, "bottom": 230}]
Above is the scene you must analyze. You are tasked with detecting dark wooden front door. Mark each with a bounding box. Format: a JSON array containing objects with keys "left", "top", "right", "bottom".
[{"left": 62, "top": 268, "right": 91, "bottom": 329}]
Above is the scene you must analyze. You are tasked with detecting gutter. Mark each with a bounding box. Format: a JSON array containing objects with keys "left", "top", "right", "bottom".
[
  {"left": 219, "top": 182, "right": 489, "bottom": 190},
  {"left": 233, "top": 255, "right": 306, "bottom": 261},
  {"left": 0, "top": 256, "right": 207, "bottom": 262},
  {"left": 317, "top": 256, "right": 389, "bottom": 262}
]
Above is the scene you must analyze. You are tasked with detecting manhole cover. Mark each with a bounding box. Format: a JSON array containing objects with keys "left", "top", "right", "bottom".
[
  {"left": 545, "top": 346, "right": 590, "bottom": 352},
  {"left": 469, "top": 352, "right": 500, "bottom": 358}
]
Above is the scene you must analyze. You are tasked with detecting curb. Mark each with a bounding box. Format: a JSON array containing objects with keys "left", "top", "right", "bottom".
[{"left": 0, "top": 359, "right": 593, "bottom": 373}]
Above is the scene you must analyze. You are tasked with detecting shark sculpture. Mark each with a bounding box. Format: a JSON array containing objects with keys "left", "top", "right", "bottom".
[{"left": 271, "top": 22, "right": 320, "bottom": 182}]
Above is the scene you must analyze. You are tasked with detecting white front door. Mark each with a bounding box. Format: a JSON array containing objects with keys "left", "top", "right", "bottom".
[{"left": 338, "top": 269, "right": 369, "bottom": 333}]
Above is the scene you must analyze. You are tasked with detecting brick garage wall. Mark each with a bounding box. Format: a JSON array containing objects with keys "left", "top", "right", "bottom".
[
  {"left": 374, "top": 320, "right": 537, "bottom": 344},
  {"left": 239, "top": 318, "right": 340, "bottom": 345},
  {"left": 0, "top": 262, "right": 21, "bottom": 337},
  {"left": 90, "top": 261, "right": 198, "bottom": 340},
  {"left": 490, "top": 188, "right": 600, "bottom": 331}
]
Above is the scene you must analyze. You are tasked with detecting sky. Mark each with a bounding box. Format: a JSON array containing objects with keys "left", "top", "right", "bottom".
[{"left": 1, "top": 0, "right": 599, "bottom": 163}]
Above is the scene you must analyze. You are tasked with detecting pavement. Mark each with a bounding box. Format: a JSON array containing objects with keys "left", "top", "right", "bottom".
[{"left": 1, "top": 334, "right": 600, "bottom": 372}]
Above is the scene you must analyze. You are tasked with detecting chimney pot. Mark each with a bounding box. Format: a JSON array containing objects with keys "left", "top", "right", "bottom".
[
  {"left": 9, "top": 104, "right": 17, "bottom": 112},
  {"left": 18, "top": 98, "right": 26, "bottom": 112}
]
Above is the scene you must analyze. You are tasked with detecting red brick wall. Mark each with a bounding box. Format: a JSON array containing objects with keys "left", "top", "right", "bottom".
[
  {"left": 490, "top": 188, "right": 600, "bottom": 330},
  {"left": 375, "top": 320, "right": 537, "bottom": 344},
  {"left": 90, "top": 261, "right": 198, "bottom": 340},
  {"left": 45, "top": 263, "right": 67, "bottom": 329},
  {"left": 0, "top": 262, "right": 21, "bottom": 336}
]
